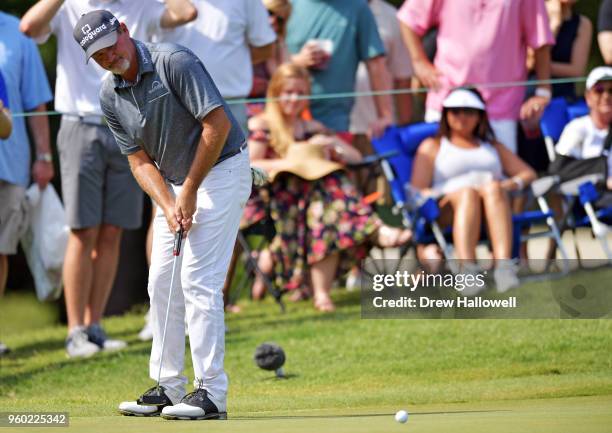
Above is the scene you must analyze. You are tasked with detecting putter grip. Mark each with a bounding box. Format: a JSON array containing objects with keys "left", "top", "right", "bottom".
[{"left": 173, "top": 228, "right": 183, "bottom": 256}]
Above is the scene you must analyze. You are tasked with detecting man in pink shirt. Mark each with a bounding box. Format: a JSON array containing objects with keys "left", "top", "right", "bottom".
[{"left": 398, "top": 0, "right": 554, "bottom": 153}]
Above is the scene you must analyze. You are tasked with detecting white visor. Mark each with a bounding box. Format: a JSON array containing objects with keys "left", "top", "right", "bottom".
[
  {"left": 586, "top": 66, "right": 612, "bottom": 90},
  {"left": 442, "top": 89, "right": 486, "bottom": 111}
]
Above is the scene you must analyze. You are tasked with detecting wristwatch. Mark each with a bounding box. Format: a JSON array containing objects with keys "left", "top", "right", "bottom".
[
  {"left": 512, "top": 176, "right": 525, "bottom": 190},
  {"left": 36, "top": 152, "right": 53, "bottom": 162}
]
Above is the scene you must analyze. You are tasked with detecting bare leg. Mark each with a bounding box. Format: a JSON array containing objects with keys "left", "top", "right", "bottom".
[
  {"left": 63, "top": 227, "right": 99, "bottom": 330},
  {"left": 416, "top": 244, "right": 444, "bottom": 274},
  {"left": 0, "top": 255, "right": 7, "bottom": 297},
  {"left": 512, "top": 194, "right": 528, "bottom": 259},
  {"left": 480, "top": 181, "right": 513, "bottom": 260},
  {"left": 84, "top": 224, "right": 122, "bottom": 325},
  {"left": 310, "top": 252, "right": 339, "bottom": 312},
  {"left": 252, "top": 248, "right": 273, "bottom": 300},
  {"left": 445, "top": 188, "right": 482, "bottom": 261}
]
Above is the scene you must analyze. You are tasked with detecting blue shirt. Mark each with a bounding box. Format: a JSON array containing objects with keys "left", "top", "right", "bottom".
[
  {"left": 100, "top": 41, "right": 245, "bottom": 185},
  {"left": 0, "top": 12, "right": 53, "bottom": 187},
  {"left": 286, "top": 0, "right": 385, "bottom": 131}
]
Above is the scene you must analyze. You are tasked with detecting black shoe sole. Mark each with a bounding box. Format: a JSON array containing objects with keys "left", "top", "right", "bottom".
[
  {"left": 118, "top": 409, "right": 162, "bottom": 417},
  {"left": 161, "top": 412, "right": 227, "bottom": 421}
]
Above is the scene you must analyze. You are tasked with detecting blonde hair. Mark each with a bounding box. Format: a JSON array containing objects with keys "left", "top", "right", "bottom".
[
  {"left": 264, "top": 63, "right": 311, "bottom": 157},
  {"left": 263, "top": 0, "right": 292, "bottom": 38}
]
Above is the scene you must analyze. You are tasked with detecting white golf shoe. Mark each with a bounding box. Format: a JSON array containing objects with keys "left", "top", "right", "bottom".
[
  {"left": 161, "top": 388, "right": 226, "bottom": 420},
  {"left": 118, "top": 401, "right": 163, "bottom": 417},
  {"left": 118, "top": 386, "right": 174, "bottom": 417}
]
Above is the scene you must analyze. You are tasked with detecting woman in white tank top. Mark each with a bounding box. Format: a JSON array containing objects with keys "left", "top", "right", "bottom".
[{"left": 411, "top": 89, "right": 536, "bottom": 268}]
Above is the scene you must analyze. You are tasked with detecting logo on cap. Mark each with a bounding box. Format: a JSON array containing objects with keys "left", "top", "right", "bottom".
[
  {"left": 80, "top": 23, "right": 108, "bottom": 47},
  {"left": 81, "top": 24, "right": 91, "bottom": 35}
]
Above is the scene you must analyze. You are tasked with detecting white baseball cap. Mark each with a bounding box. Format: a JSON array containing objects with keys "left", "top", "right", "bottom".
[
  {"left": 586, "top": 66, "right": 612, "bottom": 90},
  {"left": 442, "top": 89, "right": 486, "bottom": 111}
]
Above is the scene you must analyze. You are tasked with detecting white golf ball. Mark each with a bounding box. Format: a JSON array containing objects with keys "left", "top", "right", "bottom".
[{"left": 395, "top": 410, "right": 408, "bottom": 423}]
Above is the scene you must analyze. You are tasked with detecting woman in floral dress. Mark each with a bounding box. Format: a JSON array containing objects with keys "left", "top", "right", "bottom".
[{"left": 245, "top": 63, "right": 411, "bottom": 312}]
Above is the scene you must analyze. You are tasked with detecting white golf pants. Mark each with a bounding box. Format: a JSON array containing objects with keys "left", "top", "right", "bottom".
[{"left": 147, "top": 150, "right": 251, "bottom": 406}]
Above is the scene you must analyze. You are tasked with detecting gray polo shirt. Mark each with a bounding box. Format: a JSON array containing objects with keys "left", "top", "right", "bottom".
[{"left": 99, "top": 41, "right": 245, "bottom": 185}]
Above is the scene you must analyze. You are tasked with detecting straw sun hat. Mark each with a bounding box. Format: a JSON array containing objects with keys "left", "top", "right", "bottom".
[{"left": 268, "top": 142, "right": 345, "bottom": 182}]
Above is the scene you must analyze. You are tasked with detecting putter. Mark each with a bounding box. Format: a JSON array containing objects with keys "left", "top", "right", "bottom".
[{"left": 140, "top": 227, "right": 184, "bottom": 406}]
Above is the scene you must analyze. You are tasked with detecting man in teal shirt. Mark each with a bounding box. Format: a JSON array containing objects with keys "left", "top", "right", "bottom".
[{"left": 286, "top": 0, "right": 394, "bottom": 135}]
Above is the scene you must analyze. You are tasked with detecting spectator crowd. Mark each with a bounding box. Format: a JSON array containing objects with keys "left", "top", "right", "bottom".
[{"left": 0, "top": 0, "right": 611, "bottom": 361}]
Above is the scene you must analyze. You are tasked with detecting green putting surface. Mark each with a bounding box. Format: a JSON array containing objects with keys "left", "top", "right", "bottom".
[
  {"left": 10, "top": 395, "right": 612, "bottom": 433},
  {"left": 2, "top": 285, "right": 612, "bottom": 433}
]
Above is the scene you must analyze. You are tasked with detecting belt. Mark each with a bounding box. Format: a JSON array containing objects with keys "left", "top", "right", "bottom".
[
  {"left": 215, "top": 142, "right": 247, "bottom": 166},
  {"left": 63, "top": 114, "right": 107, "bottom": 126}
]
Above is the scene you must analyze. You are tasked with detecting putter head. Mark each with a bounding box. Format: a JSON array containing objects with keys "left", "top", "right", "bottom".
[
  {"left": 138, "top": 385, "right": 172, "bottom": 406},
  {"left": 254, "top": 343, "right": 286, "bottom": 375}
]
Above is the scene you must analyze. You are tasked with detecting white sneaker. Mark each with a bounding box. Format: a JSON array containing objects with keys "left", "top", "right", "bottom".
[
  {"left": 494, "top": 262, "right": 520, "bottom": 293},
  {"left": 0, "top": 342, "right": 11, "bottom": 356},
  {"left": 138, "top": 320, "right": 153, "bottom": 341},
  {"left": 161, "top": 388, "right": 226, "bottom": 420},
  {"left": 137, "top": 312, "right": 187, "bottom": 341},
  {"left": 66, "top": 327, "right": 99, "bottom": 358},
  {"left": 345, "top": 271, "right": 362, "bottom": 292},
  {"left": 457, "top": 263, "right": 487, "bottom": 297},
  {"left": 86, "top": 324, "right": 127, "bottom": 352}
]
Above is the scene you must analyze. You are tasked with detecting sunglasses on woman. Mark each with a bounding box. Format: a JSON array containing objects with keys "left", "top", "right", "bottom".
[
  {"left": 447, "top": 107, "right": 481, "bottom": 116},
  {"left": 592, "top": 83, "right": 612, "bottom": 96}
]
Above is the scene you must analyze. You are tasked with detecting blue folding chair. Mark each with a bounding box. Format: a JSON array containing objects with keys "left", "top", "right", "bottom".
[
  {"left": 539, "top": 98, "right": 612, "bottom": 262},
  {"left": 540, "top": 98, "right": 570, "bottom": 162},
  {"left": 577, "top": 181, "right": 612, "bottom": 260},
  {"left": 372, "top": 122, "right": 569, "bottom": 265}
]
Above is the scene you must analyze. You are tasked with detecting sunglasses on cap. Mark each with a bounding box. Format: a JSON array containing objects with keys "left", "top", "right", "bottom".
[
  {"left": 447, "top": 107, "right": 481, "bottom": 116},
  {"left": 592, "top": 83, "right": 612, "bottom": 96},
  {"left": 268, "top": 9, "right": 285, "bottom": 25}
]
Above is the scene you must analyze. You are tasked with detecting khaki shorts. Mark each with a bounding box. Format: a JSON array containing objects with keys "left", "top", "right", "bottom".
[
  {"left": 0, "top": 181, "right": 27, "bottom": 255},
  {"left": 57, "top": 117, "right": 143, "bottom": 229}
]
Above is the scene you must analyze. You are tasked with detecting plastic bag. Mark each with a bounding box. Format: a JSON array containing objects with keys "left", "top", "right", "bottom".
[{"left": 20, "top": 184, "right": 69, "bottom": 302}]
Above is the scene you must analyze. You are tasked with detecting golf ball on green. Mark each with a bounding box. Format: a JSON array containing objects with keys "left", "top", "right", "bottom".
[{"left": 395, "top": 410, "right": 408, "bottom": 423}]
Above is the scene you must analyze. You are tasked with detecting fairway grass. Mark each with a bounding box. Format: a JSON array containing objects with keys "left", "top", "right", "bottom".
[{"left": 1, "top": 277, "right": 612, "bottom": 432}]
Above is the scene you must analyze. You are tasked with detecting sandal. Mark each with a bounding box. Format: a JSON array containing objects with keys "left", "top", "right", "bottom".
[
  {"left": 313, "top": 295, "right": 336, "bottom": 313},
  {"left": 225, "top": 304, "right": 242, "bottom": 314},
  {"left": 376, "top": 225, "right": 413, "bottom": 248},
  {"left": 288, "top": 288, "right": 311, "bottom": 302}
]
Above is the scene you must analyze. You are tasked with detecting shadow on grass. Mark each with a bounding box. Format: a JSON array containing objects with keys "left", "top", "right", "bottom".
[
  {"left": 259, "top": 373, "right": 299, "bottom": 381},
  {"left": 0, "top": 343, "right": 152, "bottom": 394},
  {"left": 235, "top": 308, "right": 359, "bottom": 332}
]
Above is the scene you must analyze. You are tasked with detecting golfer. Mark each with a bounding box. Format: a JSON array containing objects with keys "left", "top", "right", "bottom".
[{"left": 73, "top": 10, "right": 251, "bottom": 420}]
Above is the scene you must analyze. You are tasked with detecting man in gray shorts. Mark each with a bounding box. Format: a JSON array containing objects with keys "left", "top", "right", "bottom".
[{"left": 74, "top": 10, "right": 251, "bottom": 420}]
